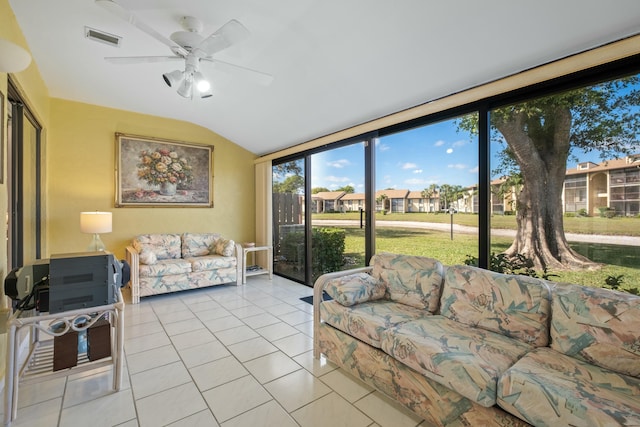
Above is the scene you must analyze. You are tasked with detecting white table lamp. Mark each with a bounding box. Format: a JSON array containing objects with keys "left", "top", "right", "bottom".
[{"left": 80, "top": 211, "right": 112, "bottom": 251}]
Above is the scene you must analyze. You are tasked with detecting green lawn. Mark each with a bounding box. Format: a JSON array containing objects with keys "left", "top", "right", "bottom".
[
  {"left": 312, "top": 211, "right": 640, "bottom": 236},
  {"left": 332, "top": 226, "right": 640, "bottom": 294}
]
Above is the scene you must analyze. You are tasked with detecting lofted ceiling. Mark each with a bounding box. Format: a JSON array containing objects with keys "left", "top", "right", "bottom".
[{"left": 8, "top": 0, "right": 640, "bottom": 156}]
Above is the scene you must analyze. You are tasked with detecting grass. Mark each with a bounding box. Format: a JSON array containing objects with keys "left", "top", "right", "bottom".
[
  {"left": 334, "top": 226, "right": 640, "bottom": 293},
  {"left": 312, "top": 212, "right": 640, "bottom": 236}
]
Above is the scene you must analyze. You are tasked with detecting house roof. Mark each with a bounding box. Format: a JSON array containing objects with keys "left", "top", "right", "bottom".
[
  {"left": 340, "top": 193, "right": 364, "bottom": 201},
  {"left": 312, "top": 191, "right": 345, "bottom": 201},
  {"left": 407, "top": 191, "right": 425, "bottom": 199},
  {"left": 565, "top": 155, "right": 640, "bottom": 175},
  {"left": 376, "top": 189, "right": 410, "bottom": 199}
]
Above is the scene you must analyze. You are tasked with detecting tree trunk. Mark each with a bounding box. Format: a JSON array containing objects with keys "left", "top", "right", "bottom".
[{"left": 495, "top": 108, "right": 600, "bottom": 271}]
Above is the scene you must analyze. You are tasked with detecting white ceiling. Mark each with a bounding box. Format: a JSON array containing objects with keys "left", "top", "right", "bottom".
[{"left": 9, "top": 0, "right": 640, "bottom": 156}]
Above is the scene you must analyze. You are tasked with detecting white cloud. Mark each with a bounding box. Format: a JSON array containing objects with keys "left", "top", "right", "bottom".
[
  {"left": 446, "top": 148, "right": 454, "bottom": 154},
  {"left": 448, "top": 163, "right": 467, "bottom": 170},
  {"left": 434, "top": 140, "right": 445, "bottom": 147},
  {"left": 325, "top": 175, "right": 351, "bottom": 183},
  {"left": 469, "top": 166, "right": 479, "bottom": 173},
  {"left": 377, "top": 142, "right": 391, "bottom": 151},
  {"left": 401, "top": 162, "right": 418, "bottom": 170},
  {"left": 413, "top": 169, "right": 423, "bottom": 174},
  {"left": 405, "top": 178, "right": 429, "bottom": 186},
  {"left": 328, "top": 159, "right": 350, "bottom": 168},
  {"left": 452, "top": 139, "right": 468, "bottom": 147}
]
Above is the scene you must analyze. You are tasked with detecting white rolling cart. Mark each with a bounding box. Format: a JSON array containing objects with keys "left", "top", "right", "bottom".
[{"left": 3, "top": 288, "right": 124, "bottom": 426}]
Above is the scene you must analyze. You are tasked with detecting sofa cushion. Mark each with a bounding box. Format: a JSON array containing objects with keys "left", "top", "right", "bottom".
[
  {"left": 324, "top": 273, "right": 386, "bottom": 306},
  {"left": 182, "top": 232, "right": 221, "bottom": 258},
  {"left": 550, "top": 282, "right": 640, "bottom": 377},
  {"left": 139, "top": 249, "right": 157, "bottom": 265},
  {"left": 214, "top": 238, "right": 235, "bottom": 257},
  {"left": 133, "top": 234, "right": 182, "bottom": 260},
  {"left": 370, "top": 253, "right": 444, "bottom": 311},
  {"left": 380, "top": 316, "right": 533, "bottom": 407},
  {"left": 187, "top": 255, "right": 236, "bottom": 272},
  {"left": 440, "top": 265, "right": 552, "bottom": 347},
  {"left": 138, "top": 258, "right": 192, "bottom": 278},
  {"left": 320, "top": 300, "right": 426, "bottom": 348},
  {"left": 497, "top": 347, "right": 640, "bottom": 426}
]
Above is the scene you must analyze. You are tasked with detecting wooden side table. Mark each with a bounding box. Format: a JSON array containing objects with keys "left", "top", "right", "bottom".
[{"left": 242, "top": 245, "right": 273, "bottom": 284}]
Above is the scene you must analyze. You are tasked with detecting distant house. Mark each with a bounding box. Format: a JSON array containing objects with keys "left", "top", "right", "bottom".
[
  {"left": 376, "top": 189, "right": 409, "bottom": 213},
  {"left": 312, "top": 191, "right": 345, "bottom": 213},
  {"left": 339, "top": 193, "right": 364, "bottom": 212},
  {"left": 407, "top": 191, "right": 440, "bottom": 212},
  {"left": 313, "top": 156, "right": 640, "bottom": 217},
  {"left": 564, "top": 155, "right": 640, "bottom": 216}
]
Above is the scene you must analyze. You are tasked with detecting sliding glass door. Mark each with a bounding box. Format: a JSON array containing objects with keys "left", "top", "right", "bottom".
[
  {"left": 273, "top": 158, "right": 306, "bottom": 282},
  {"left": 8, "top": 81, "right": 42, "bottom": 270},
  {"left": 310, "top": 141, "right": 368, "bottom": 282}
]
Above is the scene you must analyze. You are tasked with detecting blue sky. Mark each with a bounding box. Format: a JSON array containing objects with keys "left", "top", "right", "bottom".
[{"left": 310, "top": 117, "right": 606, "bottom": 192}]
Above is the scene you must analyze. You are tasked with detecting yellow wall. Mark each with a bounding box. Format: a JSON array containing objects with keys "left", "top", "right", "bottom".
[
  {"left": 0, "top": 0, "right": 257, "bottom": 382},
  {"left": 47, "top": 98, "right": 257, "bottom": 259},
  {"left": 1, "top": 0, "right": 52, "bottom": 382}
]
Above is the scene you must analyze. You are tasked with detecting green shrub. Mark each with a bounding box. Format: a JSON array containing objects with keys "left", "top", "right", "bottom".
[
  {"left": 577, "top": 208, "right": 588, "bottom": 217},
  {"left": 564, "top": 212, "right": 576, "bottom": 218},
  {"left": 312, "top": 228, "right": 346, "bottom": 280},
  {"left": 598, "top": 207, "right": 616, "bottom": 218},
  {"left": 280, "top": 228, "right": 346, "bottom": 281},
  {"left": 464, "top": 252, "right": 558, "bottom": 280}
]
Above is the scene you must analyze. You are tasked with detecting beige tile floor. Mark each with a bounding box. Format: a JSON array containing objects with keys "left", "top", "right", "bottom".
[{"left": 2, "top": 275, "right": 432, "bottom": 427}]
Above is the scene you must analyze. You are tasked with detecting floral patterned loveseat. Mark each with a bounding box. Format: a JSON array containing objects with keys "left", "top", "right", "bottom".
[
  {"left": 125, "top": 233, "right": 241, "bottom": 304},
  {"left": 313, "top": 252, "right": 640, "bottom": 427}
]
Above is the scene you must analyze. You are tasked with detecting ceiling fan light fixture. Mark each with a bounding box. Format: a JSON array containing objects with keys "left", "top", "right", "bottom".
[
  {"left": 193, "top": 71, "right": 210, "bottom": 92},
  {"left": 162, "top": 69, "right": 184, "bottom": 87},
  {"left": 177, "top": 78, "right": 193, "bottom": 98}
]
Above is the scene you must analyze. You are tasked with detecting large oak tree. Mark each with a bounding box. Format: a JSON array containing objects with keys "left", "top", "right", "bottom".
[{"left": 461, "top": 74, "right": 640, "bottom": 270}]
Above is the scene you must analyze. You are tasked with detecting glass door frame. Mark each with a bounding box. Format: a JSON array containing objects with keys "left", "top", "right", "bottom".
[
  {"left": 8, "top": 79, "right": 43, "bottom": 270},
  {"left": 302, "top": 134, "right": 377, "bottom": 285}
]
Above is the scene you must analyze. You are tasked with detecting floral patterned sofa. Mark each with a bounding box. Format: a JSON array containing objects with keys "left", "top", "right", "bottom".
[
  {"left": 125, "top": 233, "right": 241, "bottom": 304},
  {"left": 313, "top": 252, "right": 640, "bottom": 427}
]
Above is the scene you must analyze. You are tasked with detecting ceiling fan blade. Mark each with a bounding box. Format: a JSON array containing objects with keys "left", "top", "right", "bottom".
[
  {"left": 203, "top": 58, "right": 274, "bottom": 86},
  {"left": 95, "top": 0, "right": 188, "bottom": 57},
  {"left": 105, "top": 56, "right": 183, "bottom": 64},
  {"left": 195, "top": 19, "right": 250, "bottom": 56}
]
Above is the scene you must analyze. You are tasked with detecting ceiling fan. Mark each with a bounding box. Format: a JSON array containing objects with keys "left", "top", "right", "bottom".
[{"left": 95, "top": 0, "right": 273, "bottom": 99}]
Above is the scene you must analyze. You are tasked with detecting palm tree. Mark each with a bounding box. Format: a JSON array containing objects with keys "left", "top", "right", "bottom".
[{"left": 421, "top": 184, "right": 439, "bottom": 212}]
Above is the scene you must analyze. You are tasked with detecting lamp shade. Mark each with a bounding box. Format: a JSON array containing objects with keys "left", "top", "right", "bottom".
[
  {"left": 80, "top": 212, "right": 112, "bottom": 234},
  {"left": 0, "top": 39, "right": 31, "bottom": 73}
]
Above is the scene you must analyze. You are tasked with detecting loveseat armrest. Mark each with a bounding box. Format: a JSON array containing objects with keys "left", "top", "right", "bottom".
[
  {"left": 235, "top": 242, "right": 243, "bottom": 286},
  {"left": 313, "top": 266, "right": 373, "bottom": 358},
  {"left": 125, "top": 245, "right": 140, "bottom": 304}
]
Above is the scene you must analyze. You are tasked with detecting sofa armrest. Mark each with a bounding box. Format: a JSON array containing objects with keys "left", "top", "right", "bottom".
[
  {"left": 313, "top": 266, "right": 373, "bottom": 358},
  {"left": 125, "top": 245, "right": 140, "bottom": 304}
]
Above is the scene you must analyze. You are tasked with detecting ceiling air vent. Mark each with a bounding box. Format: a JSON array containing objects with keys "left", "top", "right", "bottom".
[{"left": 85, "top": 27, "right": 121, "bottom": 47}]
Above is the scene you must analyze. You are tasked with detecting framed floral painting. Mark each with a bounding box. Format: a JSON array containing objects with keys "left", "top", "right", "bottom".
[{"left": 115, "top": 133, "right": 213, "bottom": 207}]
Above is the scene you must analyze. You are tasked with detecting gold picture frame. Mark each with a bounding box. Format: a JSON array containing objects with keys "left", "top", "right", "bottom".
[{"left": 115, "top": 133, "right": 213, "bottom": 207}]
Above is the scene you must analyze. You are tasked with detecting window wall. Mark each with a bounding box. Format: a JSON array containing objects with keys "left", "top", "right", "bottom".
[
  {"left": 488, "top": 70, "right": 640, "bottom": 291},
  {"left": 375, "top": 115, "right": 479, "bottom": 265},
  {"left": 272, "top": 57, "right": 640, "bottom": 294}
]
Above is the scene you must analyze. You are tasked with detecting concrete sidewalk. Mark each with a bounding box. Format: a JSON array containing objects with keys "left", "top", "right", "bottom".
[{"left": 311, "top": 219, "right": 640, "bottom": 247}]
